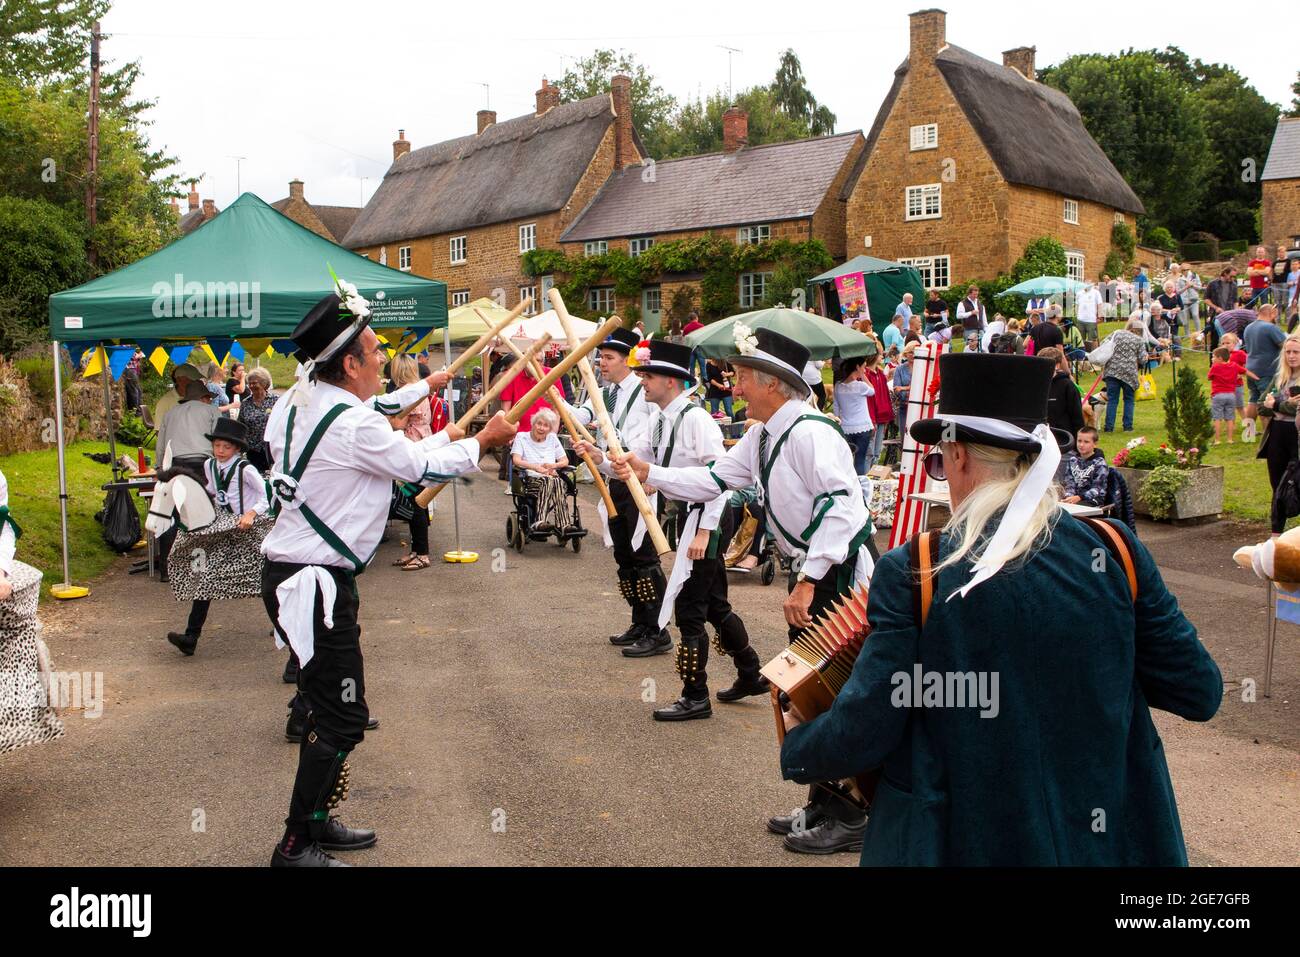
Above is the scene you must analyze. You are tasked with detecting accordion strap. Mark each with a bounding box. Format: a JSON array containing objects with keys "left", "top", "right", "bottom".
[{"left": 908, "top": 530, "right": 938, "bottom": 628}]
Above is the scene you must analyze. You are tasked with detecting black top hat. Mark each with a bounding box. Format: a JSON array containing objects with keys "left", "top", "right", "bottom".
[
  {"left": 727, "top": 328, "right": 811, "bottom": 397},
  {"left": 910, "top": 353, "right": 1069, "bottom": 453},
  {"left": 291, "top": 292, "right": 371, "bottom": 367},
  {"left": 598, "top": 327, "right": 640, "bottom": 355},
  {"left": 205, "top": 416, "right": 249, "bottom": 449},
  {"left": 633, "top": 339, "right": 694, "bottom": 384}
]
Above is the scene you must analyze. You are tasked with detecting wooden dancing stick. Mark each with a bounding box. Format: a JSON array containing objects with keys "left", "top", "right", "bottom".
[
  {"left": 475, "top": 307, "right": 617, "bottom": 517},
  {"left": 414, "top": 334, "right": 552, "bottom": 508},
  {"left": 502, "top": 316, "right": 623, "bottom": 425},
  {"left": 442, "top": 296, "right": 534, "bottom": 379},
  {"left": 548, "top": 288, "right": 671, "bottom": 557}
]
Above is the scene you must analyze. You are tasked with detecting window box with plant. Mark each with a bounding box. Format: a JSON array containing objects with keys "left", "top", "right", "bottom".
[{"left": 1110, "top": 367, "right": 1223, "bottom": 523}]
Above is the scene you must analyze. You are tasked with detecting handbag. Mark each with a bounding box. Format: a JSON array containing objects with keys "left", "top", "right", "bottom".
[
  {"left": 1136, "top": 374, "right": 1158, "bottom": 401},
  {"left": 1273, "top": 457, "right": 1300, "bottom": 522},
  {"left": 1086, "top": 334, "right": 1116, "bottom": 366}
]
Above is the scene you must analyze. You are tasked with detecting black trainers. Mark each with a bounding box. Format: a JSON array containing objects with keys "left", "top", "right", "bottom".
[
  {"left": 652, "top": 695, "right": 712, "bottom": 721},
  {"left": 609, "top": 624, "right": 643, "bottom": 647},
  {"left": 716, "top": 674, "right": 770, "bottom": 702},
  {"left": 166, "top": 632, "right": 197, "bottom": 656},
  {"left": 270, "top": 841, "right": 348, "bottom": 867},
  {"left": 622, "top": 628, "right": 672, "bottom": 658},
  {"left": 781, "top": 816, "right": 866, "bottom": 855}
]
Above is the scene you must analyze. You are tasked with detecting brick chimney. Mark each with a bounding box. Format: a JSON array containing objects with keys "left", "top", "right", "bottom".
[
  {"left": 722, "top": 107, "right": 749, "bottom": 153},
  {"left": 909, "top": 8, "right": 946, "bottom": 59},
  {"left": 201, "top": 198, "right": 215, "bottom": 220},
  {"left": 535, "top": 77, "right": 560, "bottom": 116},
  {"left": 187, "top": 180, "right": 199, "bottom": 211},
  {"left": 169, "top": 197, "right": 180, "bottom": 218},
  {"left": 610, "top": 74, "right": 636, "bottom": 169},
  {"left": 1002, "top": 46, "right": 1036, "bottom": 81},
  {"left": 289, "top": 178, "right": 304, "bottom": 201},
  {"left": 477, "top": 109, "right": 496, "bottom": 134},
  {"left": 392, "top": 129, "right": 410, "bottom": 163}
]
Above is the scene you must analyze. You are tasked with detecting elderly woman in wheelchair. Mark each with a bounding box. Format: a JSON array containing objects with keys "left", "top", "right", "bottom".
[{"left": 509, "top": 408, "right": 581, "bottom": 541}]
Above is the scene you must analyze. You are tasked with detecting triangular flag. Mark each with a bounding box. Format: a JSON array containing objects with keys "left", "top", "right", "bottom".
[
  {"left": 238, "top": 337, "right": 272, "bottom": 358},
  {"left": 169, "top": 344, "right": 196, "bottom": 367},
  {"left": 83, "top": 346, "right": 106, "bottom": 377},
  {"left": 229, "top": 341, "right": 246, "bottom": 362},
  {"left": 199, "top": 342, "right": 219, "bottom": 365},
  {"left": 108, "top": 346, "right": 134, "bottom": 381},
  {"left": 271, "top": 339, "right": 297, "bottom": 356},
  {"left": 207, "top": 337, "right": 234, "bottom": 365},
  {"left": 148, "top": 347, "right": 169, "bottom": 376},
  {"left": 135, "top": 339, "right": 160, "bottom": 358},
  {"left": 64, "top": 341, "right": 94, "bottom": 368}
]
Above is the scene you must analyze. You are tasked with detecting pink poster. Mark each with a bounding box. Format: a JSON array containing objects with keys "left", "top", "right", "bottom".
[{"left": 834, "top": 272, "right": 870, "bottom": 326}]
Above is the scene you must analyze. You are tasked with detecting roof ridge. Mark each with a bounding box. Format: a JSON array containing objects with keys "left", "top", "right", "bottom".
[{"left": 641, "top": 130, "right": 864, "bottom": 169}]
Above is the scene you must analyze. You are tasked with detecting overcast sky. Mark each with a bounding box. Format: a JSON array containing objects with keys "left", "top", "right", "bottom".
[{"left": 103, "top": 0, "right": 1294, "bottom": 213}]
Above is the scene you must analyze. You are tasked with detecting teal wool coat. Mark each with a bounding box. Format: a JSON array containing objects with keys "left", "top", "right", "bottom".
[{"left": 780, "top": 516, "right": 1222, "bottom": 866}]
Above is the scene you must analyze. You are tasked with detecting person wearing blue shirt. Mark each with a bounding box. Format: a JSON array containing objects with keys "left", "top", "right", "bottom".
[{"left": 882, "top": 311, "right": 906, "bottom": 353}]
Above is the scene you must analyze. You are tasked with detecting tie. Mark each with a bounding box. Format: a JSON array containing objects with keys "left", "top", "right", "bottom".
[
  {"left": 758, "top": 427, "right": 770, "bottom": 473},
  {"left": 652, "top": 413, "right": 665, "bottom": 460},
  {"left": 604, "top": 382, "right": 617, "bottom": 413}
]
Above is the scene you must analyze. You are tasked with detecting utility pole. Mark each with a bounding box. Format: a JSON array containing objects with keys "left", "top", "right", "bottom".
[
  {"left": 86, "top": 20, "right": 101, "bottom": 271},
  {"left": 717, "top": 45, "right": 742, "bottom": 101},
  {"left": 229, "top": 155, "right": 247, "bottom": 195}
]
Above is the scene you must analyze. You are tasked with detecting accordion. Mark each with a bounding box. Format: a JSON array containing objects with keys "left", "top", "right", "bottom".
[{"left": 760, "top": 582, "right": 881, "bottom": 807}]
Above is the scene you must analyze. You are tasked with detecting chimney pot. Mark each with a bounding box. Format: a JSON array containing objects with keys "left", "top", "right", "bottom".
[
  {"left": 1002, "top": 46, "right": 1036, "bottom": 81},
  {"left": 722, "top": 107, "right": 749, "bottom": 153},
  {"left": 289, "top": 178, "right": 304, "bottom": 201},
  {"left": 201, "top": 198, "right": 215, "bottom": 219},
  {"left": 392, "top": 129, "right": 410, "bottom": 163},
  {"left": 536, "top": 77, "right": 560, "bottom": 116},
  {"left": 908, "top": 8, "right": 947, "bottom": 59},
  {"left": 477, "top": 109, "right": 497, "bottom": 135},
  {"left": 187, "top": 181, "right": 199, "bottom": 211},
  {"left": 610, "top": 74, "right": 637, "bottom": 170}
]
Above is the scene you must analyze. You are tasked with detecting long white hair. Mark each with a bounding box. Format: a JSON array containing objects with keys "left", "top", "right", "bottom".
[{"left": 934, "top": 442, "right": 1060, "bottom": 577}]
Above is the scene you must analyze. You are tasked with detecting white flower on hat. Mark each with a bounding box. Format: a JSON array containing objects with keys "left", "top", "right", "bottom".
[
  {"left": 332, "top": 274, "right": 371, "bottom": 319},
  {"left": 734, "top": 323, "right": 759, "bottom": 356}
]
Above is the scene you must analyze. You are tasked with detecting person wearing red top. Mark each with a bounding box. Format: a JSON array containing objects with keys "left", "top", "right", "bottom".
[
  {"left": 862, "top": 353, "right": 893, "bottom": 465},
  {"left": 683, "top": 311, "right": 706, "bottom": 383},
  {"left": 500, "top": 365, "right": 553, "bottom": 431},
  {"left": 1247, "top": 246, "right": 1273, "bottom": 309},
  {"left": 1207, "top": 346, "right": 1246, "bottom": 444}
]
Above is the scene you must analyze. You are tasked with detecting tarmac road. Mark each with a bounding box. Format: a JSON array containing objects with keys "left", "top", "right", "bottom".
[{"left": 2, "top": 469, "right": 1296, "bottom": 866}]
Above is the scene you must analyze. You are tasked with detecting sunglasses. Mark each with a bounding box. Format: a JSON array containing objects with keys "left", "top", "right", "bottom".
[{"left": 923, "top": 449, "right": 946, "bottom": 481}]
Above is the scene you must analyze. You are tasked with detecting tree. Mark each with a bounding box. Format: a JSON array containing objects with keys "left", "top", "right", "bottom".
[
  {"left": 1289, "top": 70, "right": 1300, "bottom": 117},
  {"left": 1011, "top": 236, "right": 1067, "bottom": 283},
  {"left": 1039, "top": 50, "right": 1214, "bottom": 237},
  {"left": 553, "top": 49, "right": 678, "bottom": 160},
  {"left": 1195, "top": 71, "right": 1278, "bottom": 240},
  {"left": 771, "top": 49, "right": 835, "bottom": 136},
  {"left": 656, "top": 86, "right": 820, "bottom": 158},
  {"left": 0, "top": 196, "right": 86, "bottom": 352}
]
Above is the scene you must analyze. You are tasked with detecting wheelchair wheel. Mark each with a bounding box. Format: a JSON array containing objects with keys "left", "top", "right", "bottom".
[
  {"left": 505, "top": 514, "right": 516, "bottom": 543},
  {"left": 571, "top": 535, "right": 581, "bottom": 553},
  {"left": 512, "top": 522, "right": 525, "bottom": 553},
  {"left": 760, "top": 557, "right": 776, "bottom": 586}
]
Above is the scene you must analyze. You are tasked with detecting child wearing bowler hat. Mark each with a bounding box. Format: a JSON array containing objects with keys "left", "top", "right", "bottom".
[{"left": 165, "top": 417, "right": 269, "bottom": 656}]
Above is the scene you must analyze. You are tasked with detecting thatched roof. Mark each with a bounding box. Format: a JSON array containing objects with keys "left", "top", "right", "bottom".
[
  {"left": 343, "top": 95, "right": 617, "bottom": 248},
  {"left": 841, "top": 47, "right": 1144, "bottom": 214},
  {"left": 561, "top": 132, "right": 861, "bottom": 242}
]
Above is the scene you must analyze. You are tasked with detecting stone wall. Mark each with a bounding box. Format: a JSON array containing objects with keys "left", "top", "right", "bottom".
[{"left": 1262, "top": 179, "right": 1300, "bottom": 248}]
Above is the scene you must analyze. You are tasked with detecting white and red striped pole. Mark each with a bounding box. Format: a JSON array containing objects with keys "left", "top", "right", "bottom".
[{"left": 888, "top": 339, "right": 946, "bottom": 549}]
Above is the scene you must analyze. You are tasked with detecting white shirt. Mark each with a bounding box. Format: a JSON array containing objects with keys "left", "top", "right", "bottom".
[
  {"left": 261, "top": 379, "right": 480, "bottom": 569},
  {"left": 646, "top": 398, "right": 870, "bottom": 581},
  {"left": 1076, "top": 287, "right": 1103, "bottom": 323},
  {"left": 512, "top": 431, "right": 565, "bottom": 467},
  {"left": 980, "top": 319, "right": 1007, "bottom": 353},
  {"left": 567, "top": 372, "right": 652, "bottom": 452},
  {"left": 617, "top": 392, "right": 728, "bottom": 532},
  {"left": 801, "top": 361, "right": 824, "bottom": 386},
  {"left": 0, "top": 470, "right": 16, "bottom": 576},
  {"left": 833, "top": 380, "right": 874, "bottom": 434},
  {"left": 203, "top": 455, "right": 269, "bottom": 516},
  {"left": 956, "top": 298, "right": 987, "bottom": 330},
  {"left": 157, "top": 399, "right": 220, "bottom": 461}
]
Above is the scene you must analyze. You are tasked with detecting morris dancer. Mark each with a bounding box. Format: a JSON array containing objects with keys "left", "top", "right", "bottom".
[
  {"left": 578, "top": 340, "right": 767, "bottom": 717},
  {"left": 613, "top": 327, "right": 874, "bottom": 853},
  {"left": 261, "top": 276, "right": 517, "bottom": 867},
  {"left": 165, "top": 418, "right": 269, "bottom": 656},
  {"left": 562, "top": 328, "right": 666, "bottom": 653}
]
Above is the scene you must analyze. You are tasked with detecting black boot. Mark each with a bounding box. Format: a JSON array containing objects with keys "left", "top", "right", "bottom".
[
  {"left": 279, "top": 729, "right": 376, "bottom": 858},
  {"left": 782, "top": 786, "right": 866, "bottom": 855},
  {"left": 652, "top": 695, "right": 712, "bottom": 721},
  {"left": 284, "top": 693, "right": 307, "bottom": 743},
  {"left": 712, "top": 612, "right": 768, "bottom": 701},
  {"left": 622, "top": 627, "right": 671, "bottom": 657},
  {"left": 767, "top": 801, "right": 827, "bottom": 836},
  {"left": 270, "top": 839, "right": 348, "bottom": 867},
  {"left": 166, "top": 631, "right": 198, "bottom": 656},
  {"left": 282, "top": 653, "right": 298, "bottom": 684},
  {"left": 609, "top": 622, "right": 642, "bottom": 647},
  {"left": 317, "top": 816, "right": 377, "bottom": 851}
]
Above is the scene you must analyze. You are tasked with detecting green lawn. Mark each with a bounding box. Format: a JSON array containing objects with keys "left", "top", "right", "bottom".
[{"left": 2, "top": 440, "right": 148, "bottom": 598}]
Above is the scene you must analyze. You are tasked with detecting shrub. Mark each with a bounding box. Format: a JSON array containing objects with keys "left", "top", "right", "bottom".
[
  {"left": 1111, "top": 222, "right": 1137, "bottom": 261},
  {"left": 1124, "top": 444, "right": 1162, "bottom": 469},
  {"left": 1163, "top": 364, "right": 1212, "bottom": 459},
  {"left": 1139, "top": 465, "right": 1189, "bottom": 520},
  {"left": 1144, "top": 226, "right": 1177, "bottom": 251},
  {"left": 114, "top": 410, "right": 153, "bottom": 449},
  {"left": 15, "top": 355, "right": 57, "bottom": 405},
  {"left": 1011, "top": 236, "right": 1068, "bottom": 283}
]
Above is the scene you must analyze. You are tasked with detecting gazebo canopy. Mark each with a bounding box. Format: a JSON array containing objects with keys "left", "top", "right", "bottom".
[
  {"left": 807, "top": 255, "right": 926, "bottom": 336},
  {"left": 48, "top": 192, "right": 446, "bottom": 343}
]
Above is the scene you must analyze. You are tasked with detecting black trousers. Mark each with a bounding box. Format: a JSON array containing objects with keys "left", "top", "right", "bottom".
[
  {"left": 408, "top": 507, "right": 430, "bottom": 555},
  {"left": 185, "top": 600, "right": 209, "bottom": 636},
  {"left": 1262, "top": 419, "right": 1299, "bottom": 533},
  {"left": 608, "top": 478, "right": 663, "bottom": 627},
  {"left": 262, "top": 559, "right": 368, "bottom": 838},
  {"left": 672, "top": 508, "right": 757, "bottom": 699}
]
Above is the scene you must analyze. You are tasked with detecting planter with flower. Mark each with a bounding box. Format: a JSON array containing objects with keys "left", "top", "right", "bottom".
[{"left": 1111, "top": 367, "right": 1223, "bottom": 522}]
